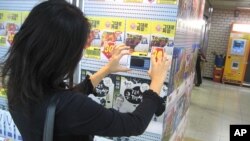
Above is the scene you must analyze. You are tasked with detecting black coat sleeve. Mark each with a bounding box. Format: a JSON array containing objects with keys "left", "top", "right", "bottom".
[
  {"left": 72, "top": 75, "right": 97, "bottom": 96},
  {"left": 55, "top": 90, "right": 165, "bottom": 137}
]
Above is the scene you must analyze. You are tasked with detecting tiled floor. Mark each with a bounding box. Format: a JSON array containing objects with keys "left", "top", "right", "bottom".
[{"left": 183, "top": 79, "right": 250, "bottom": 141}]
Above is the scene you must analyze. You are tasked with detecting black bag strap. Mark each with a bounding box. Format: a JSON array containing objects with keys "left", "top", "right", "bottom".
[{"left": 43, "top": 95, "right": 59, "bottom": 141}]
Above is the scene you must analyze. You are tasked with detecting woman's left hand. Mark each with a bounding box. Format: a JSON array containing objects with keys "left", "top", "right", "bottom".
[{"left": 105, "top": 44, "right": 130, "bottom": 73}]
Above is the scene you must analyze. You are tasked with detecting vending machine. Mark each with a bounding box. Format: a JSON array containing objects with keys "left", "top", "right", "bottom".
[{"left": 223, "top": 23, "right": 250, "bottom": 85}]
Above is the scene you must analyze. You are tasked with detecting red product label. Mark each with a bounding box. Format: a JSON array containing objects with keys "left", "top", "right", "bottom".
[{"left": 103, "top": 41, "right": 115, "bottom": 59}]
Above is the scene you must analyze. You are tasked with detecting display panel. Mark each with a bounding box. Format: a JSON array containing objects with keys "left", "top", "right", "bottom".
[
  {"left": 230, "top": 39, "right": 246, "bottom": 56},
  {"left": 130, "top": 56, "right": 150, "bottom": 70},
  {"left": 231, "top": 61, "right": 239, "bottom": 70}
]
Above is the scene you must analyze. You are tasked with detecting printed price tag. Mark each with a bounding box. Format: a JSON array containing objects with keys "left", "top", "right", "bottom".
[
  {"left": 102, "top": 41, "right": 115, "bottom": 59},
  {"left": 84, "top": 47, "right": 101, "bottom": 59}
]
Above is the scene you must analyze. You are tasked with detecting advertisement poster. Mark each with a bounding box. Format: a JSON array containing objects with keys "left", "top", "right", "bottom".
[
  {"left": 5, "top": 111, "right": 15, "bottom": 139},
  {"left": 5, "top": 11, "right": 21, "bottom": 47},
  {"left": 172, "top": 47, "right": 186, "bottom": 89},
  {"left": 113, "top": 75, "right": 168, "bottom": 123},
  {"left": 150, "top": 21, "right": 176, "bottom": 52},
  {"left": 0, "top": 109, "right": 4, "bottom": 136},
  {"left": 157, "top": 0, "right": 177, "bottom": 4},
  {"left": 81, "top": 69, "right": 117, "bottom": 108},
  {"left": 21, "top": 11, "right": 30, "bottom": 24},
  {"left": 0, "top": 10, "right": 6, "bottom": 36},
  {"left": 162, "top": 103, "right": 176, "bottom": 141},
  {"left": 85, "top": 17, "right": 128, "bottom": 65},
  {"left": 100, "top": 17, "right": 126, "bottom": 62},
  {"left": 0, "top": 36, "right": 7, "bottom": 47},
  {"left": 186, "top": 44, "right": 198, "bottom": 76},
  {"left": 113, "top": 76, "right": 150, "bottom": 112},
  {"left": 0, "top": 87, "right": 6, "bottom": 98},
  {"left": 162, "top": 80, "right": 189, "bottom": 141},
  {"left": 125, "top": 19, "right": 151, "bottom": 56},
  {"left": 84, "top": 16, "right": 103, "bottom": 59}
]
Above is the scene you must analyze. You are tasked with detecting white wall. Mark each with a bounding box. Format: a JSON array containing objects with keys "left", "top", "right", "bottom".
[{"left": 204, "top": 9, "right": 250, "bottom": 78}]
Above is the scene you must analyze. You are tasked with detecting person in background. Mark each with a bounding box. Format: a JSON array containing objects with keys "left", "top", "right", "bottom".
[
  {"left": 1, "top": 1, "right": 171, "bottom": 141},
  {"left": 195, "top": 48, "right": 207, "bottom": 87}
]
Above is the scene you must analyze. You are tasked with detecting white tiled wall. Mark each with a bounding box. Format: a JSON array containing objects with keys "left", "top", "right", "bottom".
[{"left": 204, "top": 9, "right": 250, "bottom": 78}]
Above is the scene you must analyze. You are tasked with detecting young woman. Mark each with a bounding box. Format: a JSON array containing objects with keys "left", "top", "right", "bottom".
[{"left": 1, "top": 1, "right": 171, "bottom": 141}]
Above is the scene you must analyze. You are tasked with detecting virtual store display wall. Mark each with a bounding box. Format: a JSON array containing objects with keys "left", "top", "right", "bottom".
[
  {"left": 0, "top": 6, "right": 30, "bottom": 140},
  {"left": 0, "top": 0, "right": 205, "bottom": 140},
  {"left": 80, "top": 0, "right": 205, "bottom": 140}
]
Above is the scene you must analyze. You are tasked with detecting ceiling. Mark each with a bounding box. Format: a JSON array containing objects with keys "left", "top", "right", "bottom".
[{"left": 208, "top": 0, "right": 250, "bottom": 9}]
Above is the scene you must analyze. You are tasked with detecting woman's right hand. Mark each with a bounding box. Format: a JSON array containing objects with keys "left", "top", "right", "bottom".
[{"left": 148, "top": 51, "right": 171, "bottom": 95}]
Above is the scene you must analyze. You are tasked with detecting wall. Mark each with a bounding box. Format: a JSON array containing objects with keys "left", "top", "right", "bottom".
[{"left": 203, "top": 9, "right": 250, "bottom": 78}]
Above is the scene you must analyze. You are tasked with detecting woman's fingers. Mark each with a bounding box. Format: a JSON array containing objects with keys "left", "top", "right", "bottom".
[
  {"left": 113, "top": 44, "right": 130, "bottom": 55},
  {"left": 117, "top": 66, "right": 131, "bottom": 72},
  {"left": 117, "top": 49, "right": 130, "bottom": 59},
  {"left": 151, "top": 50, "right": 157, "bottom": 65}
]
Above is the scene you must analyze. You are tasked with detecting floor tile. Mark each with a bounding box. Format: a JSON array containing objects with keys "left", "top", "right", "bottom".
[{"left": 183, "top": 79, "right": 250, "bottom": 141}]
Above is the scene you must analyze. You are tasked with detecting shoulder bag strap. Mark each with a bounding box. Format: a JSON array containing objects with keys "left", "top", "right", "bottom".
[{"left": 43, "top": 95, "right": 60, "bottom": 141}]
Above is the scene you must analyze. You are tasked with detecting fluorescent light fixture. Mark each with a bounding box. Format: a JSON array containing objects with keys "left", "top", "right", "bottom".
[
  {"left": 209, "top": 7, "right": 213, "bottom": 13},
  {"left": 76, "top": 0, "right": 79, "bottom": 7},
  {"left": 232, "top": 24, "right": 250, "bottom": 33},
  {"left": 236, "top": 7, "right": 250, "bottom": 10}
]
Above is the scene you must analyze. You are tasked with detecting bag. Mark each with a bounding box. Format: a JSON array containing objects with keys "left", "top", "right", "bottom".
[{"left": 43, "top": 95, "right": 59, "bottom": 141}]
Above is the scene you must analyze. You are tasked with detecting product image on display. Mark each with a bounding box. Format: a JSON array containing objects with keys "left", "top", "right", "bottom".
[
  {"left": 86, "top": 30, "right": 101, "bottom": 48},
  {"left": 231, "top": 39, "right": 246, "bottom": 55},
  {"left": 81, "top": 69, "right": 116, "bottom": 108},
  {"left": 183, "top": 45, "right": 197, "bottom": 79},
  {"left": 101, "top": 31, "right": 123, "bottom": 46},
  {"left": 113, "top": 75, "right": 168, "bottom": 123},
  {"left": 150, "top": 36, "right": 169, "bottom": 48},
  {"left": 0, "top": 87, "right": 6, "bottom": 98},
  {"left": 0, "top": 36, "right": 6, "bottom": 47},
  {"left": 84, "top": 17, "right": 126, "bottom": 61},
  {"left": 173, "top": 47, "right": 186, "bottom": 89},
  {"left": 113, "top": 76, "right": 150, "bottom": 112},
  {"left": 0, "top": 10, "right": 21, "bottom": 47},
  {"left": 0, "top": 110, "right": 4, "bottom": 136},
  {"left": 5, "top": 11, "right": 21, "bottom": 46},
  {"left": 151, "top": 47, "right": 164, "bottom": 62},
  {"left": 87, "top": 16, "right": 102, "bottom": 48},
  {"left": 163, "top": 105, "right": 175, "bottom": 141},
  {"left": 100, "top": 18, "right": 125, "bottom": 60},
  {"left": 156, "top": 0, "right": 177, "bottom": 4},
  {"left": 125, "top": 19, "right": 150, "bottom": 56},
  {"left": 125, "top": 34, "right": 143, "bottom": 52},
  {"left": 149, "top": 21, "right": 176, "bottom": 52},
  {"left": 84, "top": 16, "right": 102, "bottom": 59},
  {"left": 124, "top": 0, "right": 143, "bottom": 3},
  {"left": 163, "top": 91, "right": 187, "bottom": 141},
  {"left": 0, "top": 10, "right": 6, "bottom": 36}
]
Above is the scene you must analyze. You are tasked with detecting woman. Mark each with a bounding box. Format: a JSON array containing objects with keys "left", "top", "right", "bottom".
[{"left": 1, "top": 1, "right": 171, "bottom": 141}]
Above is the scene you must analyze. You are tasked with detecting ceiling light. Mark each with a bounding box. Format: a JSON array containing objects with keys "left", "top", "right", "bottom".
[
  {"left": 236, "top": 7, "right": 250, "bottom": 10},
  {"left": 232, "top": 24, "right": 250, "bottom": 33}
]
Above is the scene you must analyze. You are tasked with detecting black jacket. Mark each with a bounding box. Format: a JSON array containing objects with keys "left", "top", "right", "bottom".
[{"left": 10, "top": 76, "right": 165, "bottom": 141}]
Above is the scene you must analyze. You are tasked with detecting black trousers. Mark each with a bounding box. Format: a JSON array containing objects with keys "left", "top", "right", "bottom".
[{"left": 196, "top": 56, "right": 202, "bottom": 85}]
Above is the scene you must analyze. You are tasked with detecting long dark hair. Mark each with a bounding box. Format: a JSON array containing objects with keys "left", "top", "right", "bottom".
[{"left": 1, "top": 0, "right": 90, "bottom": 109}]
